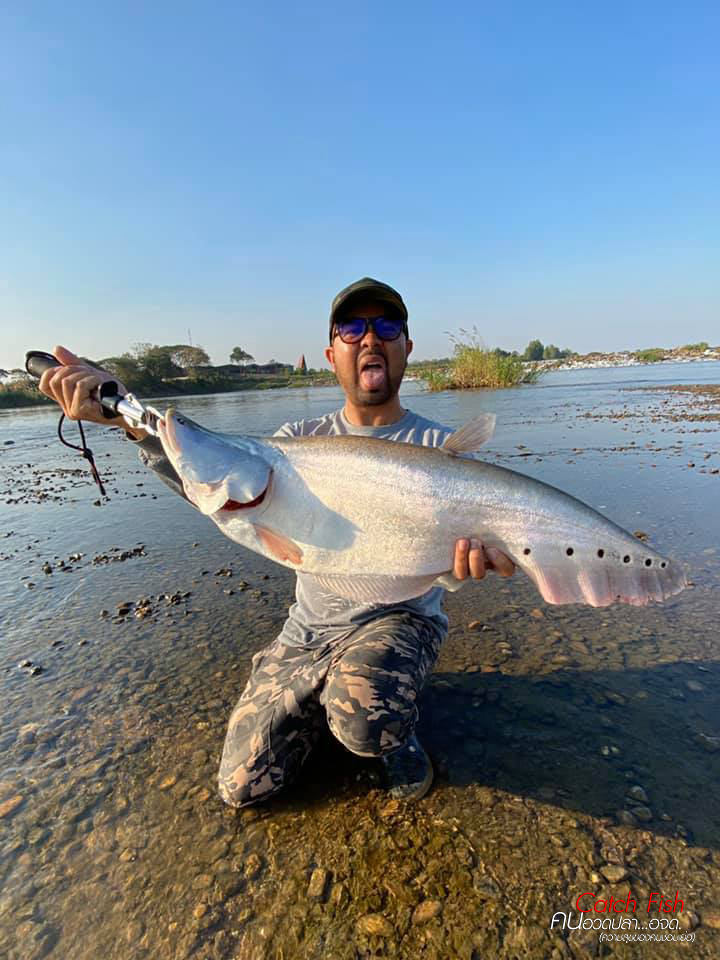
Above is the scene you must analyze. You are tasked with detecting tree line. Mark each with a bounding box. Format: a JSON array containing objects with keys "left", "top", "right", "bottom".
[
  {"left": 101, "top": 342, "right": 257, "bottom": 374},
  {"left": 97, "top": 343, "right": 259, "bottom": 392},
  {"left": 491, "top": 340, "right": 574, "bottom": 362}
]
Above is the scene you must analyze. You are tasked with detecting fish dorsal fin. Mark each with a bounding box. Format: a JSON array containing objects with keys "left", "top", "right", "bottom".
[{"left": 441, "top": 414, "right": 496, "bottom": 455}]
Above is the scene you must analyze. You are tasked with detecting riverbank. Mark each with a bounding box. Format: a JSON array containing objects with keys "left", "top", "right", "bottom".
[
  {"left": 539, "top": 346, "right": 720, "bottom": 372},
  {"left": 3, "top": 346, "right": 718, "bottom": 411},
  {"left": 0, "top": 370, "right": 337, "bottom": 411}
]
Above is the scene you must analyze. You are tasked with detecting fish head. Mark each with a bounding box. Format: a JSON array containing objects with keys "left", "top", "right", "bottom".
[{"left": 158, "top": 408, "right": 272, "bottom": 516}]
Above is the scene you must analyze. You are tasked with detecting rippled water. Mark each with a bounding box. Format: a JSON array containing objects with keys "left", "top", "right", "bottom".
[{"left": 1, "top": 363, "right": 719, "bottom": 959}]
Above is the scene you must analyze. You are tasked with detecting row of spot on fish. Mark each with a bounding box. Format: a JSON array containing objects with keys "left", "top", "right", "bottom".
[{"left": 521, "top": 546, "right": 666, "bottom": 568}]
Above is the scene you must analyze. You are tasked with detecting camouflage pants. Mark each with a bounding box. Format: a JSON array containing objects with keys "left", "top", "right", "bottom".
[{"left": 218, "top": 613, "right": 444, "bottom": 808}]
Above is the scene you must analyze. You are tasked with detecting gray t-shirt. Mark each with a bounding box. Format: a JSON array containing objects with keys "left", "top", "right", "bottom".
[{"left": 272, "top": 407, "right": 460, "bottom": 648}]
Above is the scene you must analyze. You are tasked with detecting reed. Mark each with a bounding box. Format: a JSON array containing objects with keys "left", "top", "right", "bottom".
[
  {"left": 634, "top": 348, "right": 665, "bottom": 363},
  {"left": 424, "top": 329, "right": 542, "bottom": 391}
]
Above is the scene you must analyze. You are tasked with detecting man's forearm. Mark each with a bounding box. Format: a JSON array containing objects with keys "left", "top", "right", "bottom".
[{"left": 126, "top": 432, "right": 190, "bottom": 504}]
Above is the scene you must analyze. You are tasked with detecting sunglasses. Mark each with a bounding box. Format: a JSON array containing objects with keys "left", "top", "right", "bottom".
[{"left": 333, "top": 315, "right": 407, "bottom": 344}]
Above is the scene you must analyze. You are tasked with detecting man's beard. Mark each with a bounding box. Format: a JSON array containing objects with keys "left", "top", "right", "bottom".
[
  {"left": 341, "top": 358, "right": 406, "bottom": 406},
  {"left": 335, "top": 360, "right": 407, "bottom": 407}
]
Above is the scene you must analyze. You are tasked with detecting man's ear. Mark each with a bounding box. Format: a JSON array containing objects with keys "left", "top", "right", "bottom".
[
  {"left": 406, "top": 338, "right": 414, "bottom": 359},
  {"left": 324, "top": 345, "right": 335, "bottom": 370}
]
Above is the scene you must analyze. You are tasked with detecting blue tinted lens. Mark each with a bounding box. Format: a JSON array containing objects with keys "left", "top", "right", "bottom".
[
  {"left": 336, "top": 318, "right": 366, "bottom": 342},
  {"left": 374, "top": 316, "right": 404, "bottom": 340}
]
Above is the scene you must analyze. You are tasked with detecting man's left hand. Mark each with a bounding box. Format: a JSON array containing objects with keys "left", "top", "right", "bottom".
[{"left": 453, "top": 538, "right": 516, "bottom": 581}]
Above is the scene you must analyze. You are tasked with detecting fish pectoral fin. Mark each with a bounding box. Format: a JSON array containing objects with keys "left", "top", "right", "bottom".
[
  {"left": 252, "top": 524, "right": 303, "bottom": 565},
  {"left": 308, "top": 572, "right": 442, "bottom": 604},
  {"left": 441, "top": 414, "right": 496, "bottom": 455}
]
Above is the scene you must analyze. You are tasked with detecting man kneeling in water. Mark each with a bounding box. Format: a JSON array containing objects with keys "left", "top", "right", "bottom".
[{"left": 40, "top": 277, "right": 515, "bottom": 804}]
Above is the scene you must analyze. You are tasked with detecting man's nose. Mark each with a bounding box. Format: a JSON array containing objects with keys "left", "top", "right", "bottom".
[{"left": 360, "top": 323, "right": 383, "bottom": 350}]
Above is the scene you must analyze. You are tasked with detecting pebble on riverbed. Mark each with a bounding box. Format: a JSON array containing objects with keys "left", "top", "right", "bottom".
[
  {"left": 626, "top": 784, "right": 649, "bottom": 804},
  {"left": 600, "top": 864, "right": 629, "bottom": 883},
  {"left": 0, "top": 794, "right": 24, "bottom": 818},
  {"left": 307, "top": 867, "right": 330, "bottom": 901},
  {"left": 356, "top": 914, "right": 393, "bottom": 937}
]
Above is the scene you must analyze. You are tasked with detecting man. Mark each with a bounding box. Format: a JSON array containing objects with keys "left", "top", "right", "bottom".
[{"left": 40, "top": 277, "right": 515, "bottom": 805}]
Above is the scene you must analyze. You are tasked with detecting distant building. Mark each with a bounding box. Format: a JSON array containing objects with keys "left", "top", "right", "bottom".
[{"left": 295, "top": 354, "right": 308, "bottom": 374}]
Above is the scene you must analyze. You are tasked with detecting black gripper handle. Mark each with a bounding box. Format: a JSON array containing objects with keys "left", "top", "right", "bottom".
[{"left": 25, "top": 351, "right": 61, "bottom": 379}]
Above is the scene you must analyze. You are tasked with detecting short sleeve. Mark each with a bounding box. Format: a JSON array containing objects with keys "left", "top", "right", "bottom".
[{"left": 273, "top": 421, "right": 301, "bottom": 437}]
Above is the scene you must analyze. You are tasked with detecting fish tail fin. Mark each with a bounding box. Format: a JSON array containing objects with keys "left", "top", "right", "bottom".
[{"left": 521, "top": 557, "right": 687, "bottom": 607}]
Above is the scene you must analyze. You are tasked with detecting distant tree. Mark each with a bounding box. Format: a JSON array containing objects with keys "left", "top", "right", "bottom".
[
  {"left": 168, "top": 344, "right": 210, "bottom": 370},
  {"left": 523, "top": 339, "right": 545, "bottom": 361},
  {"left": 543, "top": 344, "right": 561, "bottom": 360},
  {"left": 100, "top": 356, "right": 140, "bottom": 382},
  {"left": 230, "top": 347, "right": 254, "bottom": 365},
  {"left": 130, "top": 344, "right": 181, "bottom": 379},
  {"left": 130, "top": 342, "right": 153, "bottom": 360}
]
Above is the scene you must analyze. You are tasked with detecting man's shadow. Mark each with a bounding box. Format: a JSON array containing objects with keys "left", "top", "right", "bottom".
[{"left": 278, "top": 657, "right": 720, "bottom": 850}]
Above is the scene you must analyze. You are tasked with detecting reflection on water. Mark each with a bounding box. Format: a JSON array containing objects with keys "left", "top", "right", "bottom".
[{"left": 1, "top": 363, "right": 719, "bottom": 958}]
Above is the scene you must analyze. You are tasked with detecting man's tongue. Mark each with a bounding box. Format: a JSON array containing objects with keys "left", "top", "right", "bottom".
[{"left": 360, "top": 363, "right": 386, "bottom": 390}]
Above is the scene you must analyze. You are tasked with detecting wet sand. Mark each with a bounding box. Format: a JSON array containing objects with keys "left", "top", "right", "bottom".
[{"left": 1, "top": 375, "right": 719, "bottom": 959}]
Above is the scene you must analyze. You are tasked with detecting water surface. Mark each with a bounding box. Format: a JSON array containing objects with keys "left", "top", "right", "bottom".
[{"left": 1, "top": 362, "right": 719, "bottom": 958}]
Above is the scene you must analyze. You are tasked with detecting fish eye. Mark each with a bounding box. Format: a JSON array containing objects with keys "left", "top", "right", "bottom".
[
  {"left": 597, "top": 549, "right": 605, "bottom": 558},
  {"left": 566, "top": 547, "right": 574, "bottom": 556},
  {"left": 623, "top": 555, "right": 631, "bottom": 563},
  {"left": 523, "top": 547, "right": 531, "bottom": 556},
  {"left": 645, "top": 558, "right": 652, "bottom": 567}
]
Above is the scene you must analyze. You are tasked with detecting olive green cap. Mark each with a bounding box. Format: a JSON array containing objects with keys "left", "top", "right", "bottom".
[{"left": 329, "top": 277, "right": 408, "bottom": 342}]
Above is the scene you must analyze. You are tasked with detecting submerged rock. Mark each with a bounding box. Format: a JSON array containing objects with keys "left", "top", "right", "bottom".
[{"left": 356, "top": 914, "right": 393, "bottom": 937}]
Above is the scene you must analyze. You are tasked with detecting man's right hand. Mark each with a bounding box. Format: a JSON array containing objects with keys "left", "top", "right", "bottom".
[{"left": 38, "top": 345, "right": 143, "bottom": 436}]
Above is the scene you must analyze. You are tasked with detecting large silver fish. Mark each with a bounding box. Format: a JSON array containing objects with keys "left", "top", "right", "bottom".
[{"left": 157, "top": 409, "right": 686, "bottom": 608}]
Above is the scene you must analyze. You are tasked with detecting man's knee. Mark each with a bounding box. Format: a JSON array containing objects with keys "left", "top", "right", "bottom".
[
  {"left": 217, "top": 764, "right": 283, "bottom": 809},
  {"left": 323, "top": 653, "right": 420, "bottom": 757},
  {"left": 325, "top": 694, "right": 416, "bottom": 757}
]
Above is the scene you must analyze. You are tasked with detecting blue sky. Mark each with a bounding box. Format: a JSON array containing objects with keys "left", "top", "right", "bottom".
[{"left": 1, "top": 1, "right": 718, "bottom": 370}]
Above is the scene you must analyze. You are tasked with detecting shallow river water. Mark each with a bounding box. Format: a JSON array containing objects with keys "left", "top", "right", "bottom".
[{"left": 1, "top": 363, "right": 719, "bottom": 959}]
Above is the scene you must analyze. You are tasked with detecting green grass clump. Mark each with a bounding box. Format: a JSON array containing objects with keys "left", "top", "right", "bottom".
[
  {"left": 680, "top": 342, "right": 709, "bottom": 354},
  {"left": 634, "top": 348, "right": 665, "bottom": 363},
  {"left": 0, "top": 382, "right": 54, "bottom": 409},
  {"left": 424, "top": 329, "right": 543, "bottom": 391}
]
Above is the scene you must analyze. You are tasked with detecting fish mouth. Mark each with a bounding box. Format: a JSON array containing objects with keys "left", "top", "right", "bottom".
[
  {"left": 159, "top": 408, "right": 272, "bottom": 515},
  {"left": 158, "top": 408, "right": 181, "bottom": 457},
  {"left": 220, "top": 486, "right": 268, "bottom": 511}
]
